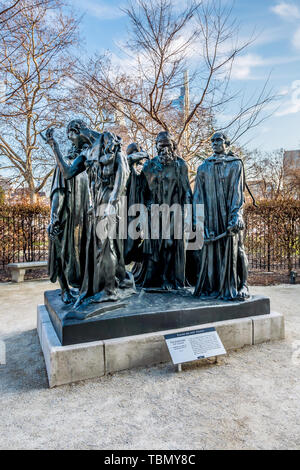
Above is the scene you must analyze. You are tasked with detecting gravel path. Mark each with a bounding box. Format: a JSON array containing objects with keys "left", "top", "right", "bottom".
[{"left": 0, "top": 281, "right": 299, "bottom": 450}]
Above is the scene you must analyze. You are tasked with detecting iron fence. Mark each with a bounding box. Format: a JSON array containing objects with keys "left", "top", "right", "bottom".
[
  {"left": 0, "top": 203, "right": 299, "bottom": 275},
  {"left": 0, "top": 208, "right": 49, "bottom": 269},
  {"left": 244, "top": 204, "right": 300, "bottom": 272}
]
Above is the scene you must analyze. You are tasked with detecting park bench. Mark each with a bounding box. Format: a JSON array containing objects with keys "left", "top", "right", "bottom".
[{"left": 7, "top": 261, "right": 48, "bottom": 283}]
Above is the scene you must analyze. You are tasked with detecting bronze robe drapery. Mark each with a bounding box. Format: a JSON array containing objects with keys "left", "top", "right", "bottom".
[
  {"left": 124, "top": 165, "right": 144, "bottom": 266},
  {"left": 193, "top": 155, "right": 246, "bottom": 300},
  {"left": 134, "top": 156, "right": 192, "bottom": 289},
  {"left": 77, "top": 139, "right": 130, "bottom": 302},
  {"left": 48, "top": 157, "right": 90, "bottom": 288}
]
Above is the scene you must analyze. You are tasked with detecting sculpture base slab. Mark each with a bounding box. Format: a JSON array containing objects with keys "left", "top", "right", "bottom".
[
  {"left": 37, "top": 304, "right": 285, "bottom": 388},
  {"left": 45, "top": 289, "right": 270, "bottom": 346}
]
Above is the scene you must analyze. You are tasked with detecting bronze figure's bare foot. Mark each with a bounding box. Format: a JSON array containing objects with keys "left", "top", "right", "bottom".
[
  {"left": 237, "top": 284, "right": 250, "bottom": 301},
  {"left": 161, "top": 280, "right": 174, "bottom": 291},
  {"left": 119, "top": 273, "right": 135, "bottom": 289},
  {"left": 61, "top": 290, "right": 76, "bottom": 304},
  {"left": 92, "top": 289, "right": 119, "bottom": 303}
]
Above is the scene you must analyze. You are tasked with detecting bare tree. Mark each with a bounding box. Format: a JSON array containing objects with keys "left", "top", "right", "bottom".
[
  {"left": 75, "top": 0, "right": 275, "bottom": 170},
  {"left": 0, "top": 1, "right": 53, "bottom": 78},
  {"left": 67, "top": 80, "right": 118, "bottom": 132},
  {"left": 0, "top": 0, "right": 79, "bottom": 202},
  {"left": 243, "top": 148, "right": 300, "bottom": 200}
]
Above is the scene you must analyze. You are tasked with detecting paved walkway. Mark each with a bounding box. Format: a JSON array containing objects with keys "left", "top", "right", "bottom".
[{"left": 0, "top": 281, "right": 299, "bottom": 450}]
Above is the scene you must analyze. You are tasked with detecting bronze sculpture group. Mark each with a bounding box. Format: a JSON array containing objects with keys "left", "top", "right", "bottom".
[{"left": 45, "top": 120, "right": 250, "bottom": 313}]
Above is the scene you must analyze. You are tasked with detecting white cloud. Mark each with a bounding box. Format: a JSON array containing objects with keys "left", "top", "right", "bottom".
[
  {"left": 278, "top": 86, "right": 290, "bottom": 96},
  {"left": 109, "top": 52, "right": 136, "bottom": 71},
  {"left": 275, "top": 80, "right": 300, "bottom": 116},
  {"left": 292, "top": 27, "right": 300, "bottom": 49},
  {"left": 74, "top": 0, "right": 125, "bottom": 20},
  {"left": 230, "top": 54, "right": 264, "bottom": 80},
  {"left": 253, "top": 25, "right": 289, "bottom": 46},
  {"left": 228, "top": 53, "right": 300, "bottom": 80},
  {"left": 271, "top": 3, "right": 300, "bottom": 50},
  {"left": 271, "top": 2, "right": 300, "bottom": 20}
]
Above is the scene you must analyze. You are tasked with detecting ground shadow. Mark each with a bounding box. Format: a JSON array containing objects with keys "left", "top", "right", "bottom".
[{"left": 0, "top": 329, "right": 48, "bottom": 394}]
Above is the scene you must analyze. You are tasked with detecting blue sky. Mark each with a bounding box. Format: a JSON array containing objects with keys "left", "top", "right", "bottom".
[{"left": 72, "top": 0, "right": 300, "bottom": 152}]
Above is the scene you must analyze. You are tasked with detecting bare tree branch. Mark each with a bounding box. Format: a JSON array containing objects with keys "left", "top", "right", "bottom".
[
  {"left": 0, "top": 0, "right": 80, "bottom": 201},
  {"left": 74, "top": 0, "right": 275, "bottom": 173}
]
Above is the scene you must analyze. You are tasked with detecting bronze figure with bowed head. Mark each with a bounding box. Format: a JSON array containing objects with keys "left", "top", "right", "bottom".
[
  {"left": 45, "top": 120, "right": 99, "bottom": 304},
  {"left": 124, "top": 142, "right": 149, "bottom": 265},
  {"left": 133, "top": 131, "right": 193, "bottom": 290},
  {"left": 193, "top": 132, "right": 250, "bottom": 301}
]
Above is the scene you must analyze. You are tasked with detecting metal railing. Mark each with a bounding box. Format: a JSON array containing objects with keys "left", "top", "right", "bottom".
[
  {"left": 244, "top": 204, "right": 300, "bottom": 272},
  {"left": 0, "top": 204, "right": 299, "bottom": 275},
  {"left": 0, "top": 208, "right": 49, "bottom": 269}
]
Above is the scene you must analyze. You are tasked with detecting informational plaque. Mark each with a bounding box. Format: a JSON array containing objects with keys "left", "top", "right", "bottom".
[{"left": 165, "top": 327, "right": 226, "bottom": 365}]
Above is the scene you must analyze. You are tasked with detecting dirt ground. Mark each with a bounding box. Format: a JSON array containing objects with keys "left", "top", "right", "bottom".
[{"left": 0, "top": 280, "right": 299, "bottom": 450}]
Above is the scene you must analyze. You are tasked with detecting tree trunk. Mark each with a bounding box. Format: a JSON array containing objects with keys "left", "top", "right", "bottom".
[
  {"left": 30, "top": 192, "right": 37, "bottom": 204},
  {"left": 27, "top": 180, "right": 37, "bottom": 204}
]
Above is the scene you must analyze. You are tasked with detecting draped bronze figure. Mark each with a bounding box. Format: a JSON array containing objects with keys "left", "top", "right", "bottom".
[
  {"left": 46, "top": 120, "right": 98, "bottom": 303},
  {"left": 124, "top": 142, "right": 149, "bottom": 265},
  {"left": 193, "top": 132, "right": 249, "bottom": 301},
  {"left": 46, "top": 121, "right": 134, "bottom": 309},
  {"left": 77, "top": 131, "right": 133, "bottom": 306},
  {"left": 132, "top": 131, "right": 193, "bottom": 290}
]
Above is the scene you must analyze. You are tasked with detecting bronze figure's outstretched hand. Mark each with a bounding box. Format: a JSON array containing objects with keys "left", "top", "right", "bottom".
[
  {"left": 47, "top": 222, "right": 62, "bottom": 241},
  {"left": 44, "top": 128, "right": 60, "bottom": 150}
]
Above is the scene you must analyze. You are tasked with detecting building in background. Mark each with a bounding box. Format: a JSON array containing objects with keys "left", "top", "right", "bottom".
[
  {"left": 245, "top": 149, "right": 300, "bottom": 202},
  {"left": 283, "top": 150, "right": 300, "bottom": 183},
  {"left": 10, "top": 188, "right": 49, "bottom": 206},
  {"left": 245, "top": 180, "right": 272, "bottom": 201},
  {"left": 0, "top": 179, "right": 49, "bottom": 205},
  {"left": 0, "top": 177, "right": 13, "bottom": 203}
]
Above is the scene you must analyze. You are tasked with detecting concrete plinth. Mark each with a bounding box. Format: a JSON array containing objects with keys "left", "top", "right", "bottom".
[
  {"left": 252, "top": 312, "right": 285, "bottom": 344},
  {"left": 37, "top": 305, "right": 285, "bottom": 388},
  {"left": 38, "top": 305, "right": 105, "bottom": 388}
]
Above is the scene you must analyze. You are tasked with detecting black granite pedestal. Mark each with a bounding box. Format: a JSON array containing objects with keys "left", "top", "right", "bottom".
[{"left": 45, "top": 289, "right": 270, "bottom": 346}]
